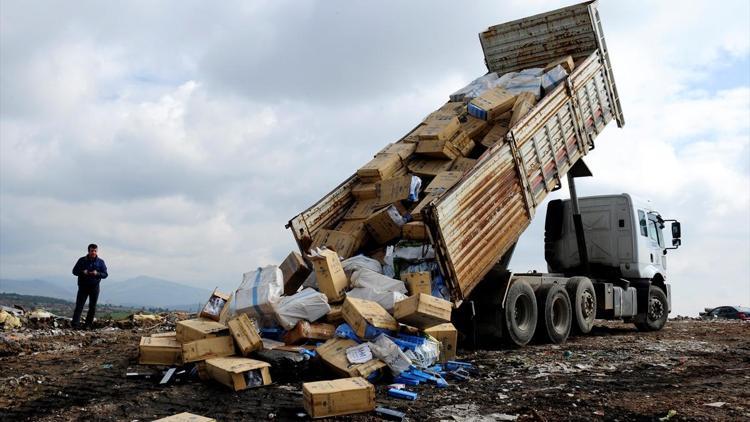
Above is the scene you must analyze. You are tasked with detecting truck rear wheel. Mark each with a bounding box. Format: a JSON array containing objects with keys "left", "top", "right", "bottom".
[
  {"left": 635, "top": 285, "right": 668, "bottom": 331},
  {"left": 535, "top": 284, "right": 572, "bottom": 344},
  {"left": 566, "top": 277, "right": 597, "bottom": 334},
  {"left": 503, "top": 280, "right": 537, "bottom": 347}
]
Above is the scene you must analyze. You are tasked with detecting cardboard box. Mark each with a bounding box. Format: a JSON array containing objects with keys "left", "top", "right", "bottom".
[
  {"left": 402, "top": 221, "right": 428, "bottom": 241},
  {"left": 460, "top": 114, "right": 489, "bottom": 139},
  {"left": 468, "top": 87, "right": 516, "bottom": 121},
  {"left": 401, "top": 271, "right": 432, "bottom": 296},
  {"left": 344, "top": 199, "right": 380, "bottom": 220},
  {"left": 373, "top": 175, "right": 414, "bottom": 206},
  {"left": 176, "top": 318, "right": 229, "bottom": 343},
  {"left": 424, "top": 323, "right": 458, "bottom": 362},
  {"left": 544, "top": 54, "right": 575, "bottom": 74},
  {"left": 452, "top": 131, "right": 475, "bottom": 157},
  {"left": 415, "top": 138, "right": 461, "bottom": 160},
  {"left": 153, "top": 412, "right": 216, "bottom": 422},
  {"left": 312, "top": 229, "right": 360, "bottom": 259},
  {"left": 424, "top": 171, "right": 464, "bottom": 194},
  {"left": 205, "top": 357, "right": 272, "bottom": 391},
  {"left": 381, "top": 142, "right": 417, "bottom": 160},
  {"left": 309, "top": 248, "right": 348, "bottom": 302},
  {"left": 151, "top": 331, "right": 177, "bottom": 338},
  {"left": 342, "top": 297, "right": 398, "bottom": 339},
  {"left": 316, "top": 337, "right": 387, "bottom": 378},
  {"left": 199, "top": 289, "right": 232, "bottom": 323},
  {"left": 138, "top": 336, "right": 182, "bottom": 366},
  {"left": 227, "top": 314, "right": 262, "bottom": 356},
  {"left": 450, "top": 157, "right": 477, "bottom": 173},
  {"left": 435, "top": 101, "right": 466, "bottom": 116},
  {"left": 394, "top": 293, "right": 452, "bottom": 329},
  {"left": 409, "top": 192, "right": 440, "bottom": 220},
  {"left": 407, "top": 158, "right": 454, "bottom": 178},
  {"left": 480, "top": 122, "right": 509, "bottom": 148},
  {"left": 325, "top": 304, "right": 343, "bottom": 325},
  {"left": 181, "top": 336, "right": 235, "bottom": 363},
  {"left": 357, "top": 153, "right": 402, "bottom": 182},
  {"left": 417, "top": 114, "right": 460, "bottom": 142},
  {"left": 283, "top": 321, "right": 336, "bottom": 345},
  {"left": 303, "top": 377, "right": 376, "bottom": 419},
  {"left": 509, "top": 91, "right": 537, "bottom": 127},
  {"left": 352, "top": 182, "right": 377, "bottom": 200},
  {"left": 364, "top": 204, "right": 407, "bottom": 245},
  {"left": 280, "top": 251, "right": 311, "bottom": 296}
]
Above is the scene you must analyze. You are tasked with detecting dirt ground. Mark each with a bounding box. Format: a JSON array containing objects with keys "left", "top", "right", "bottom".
[{"left": 1, "top": 319, "right": 748, "bottom": 421}]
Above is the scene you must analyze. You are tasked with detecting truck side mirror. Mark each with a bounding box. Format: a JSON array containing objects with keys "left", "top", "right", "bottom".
[
  {"left": 672, "top": 238, "right": 681, "bottom": 247},
  {"left": 671, "top": 222, "right": 681, "bottom": 239}
]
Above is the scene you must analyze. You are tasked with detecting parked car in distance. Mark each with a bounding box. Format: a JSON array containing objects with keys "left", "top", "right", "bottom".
[{"left": 700, "top": 306, "right": 750, "bottom": 321}]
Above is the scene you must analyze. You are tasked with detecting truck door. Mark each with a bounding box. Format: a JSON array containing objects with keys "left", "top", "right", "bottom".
[{"left": 646, "top": 214, "right": 666, "bottom": 273}]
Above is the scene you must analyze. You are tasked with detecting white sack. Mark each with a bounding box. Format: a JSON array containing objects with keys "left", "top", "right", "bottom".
[
  {"left": 274, "top": 288, "right": 331, "bottom": 330},
  {"left": 368, "top": 334, "right": 412, "bottom": 376},
  {"left": 350, "top": 268, "right": 408, "bottom": 294},
  {"left": 347, "top": 287, "right": 407, "bottom": 313},
  {"left": 235, "top": 265, "right": 283, "bottom": 327}
]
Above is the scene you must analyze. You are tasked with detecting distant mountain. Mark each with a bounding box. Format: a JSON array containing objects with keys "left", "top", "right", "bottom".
[
  {"left": 0, "top": 278, "right": 76, "bottom": 301},
  {"left": 99, "top": 275, "right": 212, "bottom": 309}
]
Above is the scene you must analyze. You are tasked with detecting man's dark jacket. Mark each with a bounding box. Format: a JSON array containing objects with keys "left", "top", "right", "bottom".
[{"left": 72, "top": 256, "right": 108, "bottom": 287}]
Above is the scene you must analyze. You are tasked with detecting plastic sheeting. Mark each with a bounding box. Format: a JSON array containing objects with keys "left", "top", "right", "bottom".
[
  {"left": 449, "top": 73, "right": 498, "bottom": 102},
  {"left": 350, "top": 268, "right": 407, "bottom": 294},
  {"left": 235, "top": 265, "right": 283, "bottom": 327},
  {"left": 274, "top": 288, "right": 331, "bottom": 330},
  {"left": 541, "top": 64, "right": 568, "bottom": 93},
  {"left": 346, "top": 287, "right": 407, "bottom": 313},
  {"left": 369, "top": 334, "right": 412, "bottom": 376}
]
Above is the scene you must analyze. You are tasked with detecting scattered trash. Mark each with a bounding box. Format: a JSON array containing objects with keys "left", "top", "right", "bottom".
[
  {"left": 704, "top": 402, "right": 726, "bottom": 408},
  {"left": 387, "top": 387, "right": 418, "bottom": 400},
  {"left": 659, "top": 409, "right": 678, "bottom": 421}
]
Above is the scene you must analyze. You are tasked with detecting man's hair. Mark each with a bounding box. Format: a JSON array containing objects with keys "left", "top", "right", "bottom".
[{"left": 88, "top": 243, "right": 98, "bottom": 251}]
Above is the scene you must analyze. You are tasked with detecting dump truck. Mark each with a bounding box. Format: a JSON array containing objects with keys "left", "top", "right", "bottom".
[{"left": 286, "top": 1, "right": 682, "bottom": 347}]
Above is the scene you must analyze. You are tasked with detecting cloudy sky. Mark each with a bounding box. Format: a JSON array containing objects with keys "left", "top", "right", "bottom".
[{"left": 1, "top": 0, "right": 748, "bottom": 316}]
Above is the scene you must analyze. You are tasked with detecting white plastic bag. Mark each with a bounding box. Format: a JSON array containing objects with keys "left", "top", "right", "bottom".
[
  {"left": 393, "top": 244, "right": 435, "bottom": 262},
  {"left": 274, "top": 288, "right": 331, "bottom": 330},
  {"left": 449, "top": 72, "right": 498, "bottom": 102},
  {"left": 408, "top": 176, "right": 422, "bottom": 202},
  {"left": 347, "top": 287, "right": 407, "bottom": 313},
  {"left": 235, "top": 265, "right": 283, "bottom": 327},
  {"left": 368, "top": 334, "right": 412, "bottom": 376},
  {"left": 342, "top": 255, "right": 383, "bottom": 278},
  {"left": 408, "top": 337, "right": 441, "bottom": 368},
  {"left": 350, "top": 268, "right": 408, "bottom": 294},
  {"left": 504, "top": 70, "right": 543, "bottom": 99},
  {"left": 541, "top": 64, "right": 568, "bottom": 93}
]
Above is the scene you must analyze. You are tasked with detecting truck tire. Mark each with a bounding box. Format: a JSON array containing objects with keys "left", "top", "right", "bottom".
[
  {"left": 503, "top": 280, "right": 537, "bottom": 347},
  {"left": 535, "top": 284, "right": 572, "bottom": 344},
  {"left": 635, "top": 286, "right": 668, "bottom": 331},
  {"left": 566, "top": 277, "right": 597, "bottom": 334}
]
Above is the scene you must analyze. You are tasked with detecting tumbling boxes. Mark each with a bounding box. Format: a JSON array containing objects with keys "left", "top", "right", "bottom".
[
  {"left": 283, "top": 321, "right": 336, "bottom": 345},
  {"left": 199, "top": 289, "right": 232, "bottom": 323},
  {"left": 227, "top": 314, "right": 262, "bottom": 356},
  {"left": 279, "top": 251, "right": 311, "bottom": 296},
  {"left": 402, "top": 221, "right": 428, "bottom": 241},
  {"left": 401, "top": 271, "right": 432, "bottom": 296},
  {"left": 342, "top": 297, "right": 399, "bottom": 339},
  {"left": 417, "top": 114, "right": 460, "bottom": 142},
  {"left": 424, "top": 323, "right": 458, "bottom": 362},
  {"left": 138, "top": 336, "right": 182, "bottom": 366},
  {"left": 394, "top": 293, "right": 452, "bottom": 329},
  {"left": 204, "top": 357, "right": 272, "bottom": 391},
  {"left": 357, "top": 153, "right": 403, "bottom": 183},
  {"left": 181, "top": 336, "right": 235, "bottom": 363},
  {"left": 468, "top": 87, "right": 516, "bottom": 120},
  {"left": 303, "top": 377, "right": 376, "bottom": 419},
  {"left": 365, "top": 204, "right": 407, "bottom": 245},
  {"left": 176, "top": 318, "right": 229, "bottom": 343},
  {"left": 309, "top": 248, "right": 349, "bottom": 302}
]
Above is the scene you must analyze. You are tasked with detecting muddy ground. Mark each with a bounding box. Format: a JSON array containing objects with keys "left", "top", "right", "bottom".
[{"left": 1, "top": 319, "right": 748, "bottom": 421}]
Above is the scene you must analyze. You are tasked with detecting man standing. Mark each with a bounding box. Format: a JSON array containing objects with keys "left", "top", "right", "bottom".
[{"left": 71, "top": 243, "right": 108, "bottom": 329}]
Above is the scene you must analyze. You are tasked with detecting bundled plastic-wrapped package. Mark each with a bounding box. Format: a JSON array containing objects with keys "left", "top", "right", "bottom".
[
  {"left": 368, "top": 334, "right": 412, "bottom": 376},
  {"left": 342, "top": 255, "right": 383, "bottom": 278},
  {"left": 541, "top": 64, "right": 568, "bottom": 93},
  {"left": 274, "top": 288, "right": 331, "bottom": 330},
  {"left": 408, "top": 176, "right": 422, "bottom": 202},
  {"left": 393, "top": 243, "right": 435, "bottom": 262},
  {"left": 449, "top": 72, "right": 498, "bottom": 102},
  {"left": 404, "top": 337, "right": 441, "bottom": 368},
  {"left": 350, "top": 268, "right": 408, "bottom": 294},
  {"left": 347, "top": 287, "right": 407, "bottom": 313},
  {"left": 504, "top": 68, "right": 544, "bottom": 99},
  {"left": 235, "top": 265, "right": 283, "bottom": 327}
]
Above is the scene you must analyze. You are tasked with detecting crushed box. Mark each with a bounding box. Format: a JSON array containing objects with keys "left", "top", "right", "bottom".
[
  {"left": 199, "top": 289, "right": 232, "bottom": 323},
  {"left": 316, "top": 337, "right": 387, "bottom": 379},
  {"left": 138, "top": 336, "right": 182, "bottom": 366},
  {"left": 181, "top": 336, "right": 235, "bottom": 363},
  {"left": 205, "top": 357, "right": 272, "bottom": 391},
  {"left": 227, "top": 314, "right": 262, "bottom": 356},
  {"left": 424, "top": 322, "right": 458, "bottom": 362},
  {"left": 342, "top": 297, "right": 398, "bottom": 339},
  {"left": 309, "top": 248, "right": 349, "bottom": 302},
  {"left": 283, "top": 321, "right": 336, "bottom": 345},
  {"left": 303, "top": 377, "right": 376, "bottom": 419},
  {"left": 394, "top": 293, "right": 452, "bottom": 329},
  {"left": 280, "top": 251, "right": 311, "bottom": 296},
  {"left": 176, "top": 318, "right": 229, "bottom": 343},
  {"left": 364, "top": 204, "right": 407, "bottom": 244}
]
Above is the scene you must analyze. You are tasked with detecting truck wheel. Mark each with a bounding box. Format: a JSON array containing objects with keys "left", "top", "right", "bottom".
[
  {"left": 535, "top": 284, "right": 572, "bottom": 344},
  {"left": 566, "top": 277, "right": 597, "bottom": 334},
  {"left": 635, "top": 286, "right": 668, "bottom": 331},
  {"left": 503, "top": 280, "right": 537, "bottom": 347}
]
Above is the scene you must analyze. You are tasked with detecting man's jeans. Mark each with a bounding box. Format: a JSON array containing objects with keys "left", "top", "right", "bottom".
[{"left": 72, "top": 283, "right": 100, "bottom": 328}]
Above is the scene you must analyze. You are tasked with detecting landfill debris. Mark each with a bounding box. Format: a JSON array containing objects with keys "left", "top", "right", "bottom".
[
  {"left": 153, "top": 412, "right": 216, "bottom": 422},
  {"left": 704, "top": 402, "right": 726, "bottom": 408},
  {"left": 346, "top": 343, "right": 373, "bottom": 364},
  {"left": 374, "top": 406, "right": 406, "bottom": 421},
  {"left": 659, "top": 409, "right": 678, "bottom": 421},
  {"left": 387, "top": 387, "right": 417, "bottom": 400}
]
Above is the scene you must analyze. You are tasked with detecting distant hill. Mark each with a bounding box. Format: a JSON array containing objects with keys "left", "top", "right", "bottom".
[
  {"left": 99, "top": 275, "right": 211, "bottom": 309},
  {"left": 0, "top": 279, "right": 76, "bottom": 301},
  {"left": 1, "top": 276, "right": 212, "bottom": 311}
]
